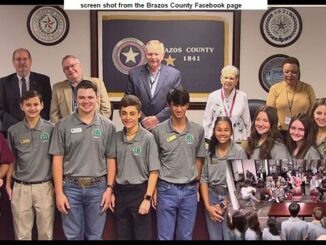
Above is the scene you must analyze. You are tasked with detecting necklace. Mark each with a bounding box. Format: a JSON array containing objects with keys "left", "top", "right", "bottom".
[{"left": 126, "top": 131, "right": 137, "bottom": 136}]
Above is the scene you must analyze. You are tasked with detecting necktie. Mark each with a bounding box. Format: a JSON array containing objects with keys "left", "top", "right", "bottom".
[{"left": 21, "top": 77, "right": 27, "bottom": 97}]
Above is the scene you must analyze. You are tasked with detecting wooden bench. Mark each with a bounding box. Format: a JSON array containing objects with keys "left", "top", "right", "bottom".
[{"left": 268, "top": 202, "right": 326, "bottom": 219}]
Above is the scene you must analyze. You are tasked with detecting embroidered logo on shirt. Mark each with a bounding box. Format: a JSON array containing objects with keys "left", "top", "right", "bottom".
[
  {"left": 92, "top": 128, "right": 102, "bottom": 138},
  {"left": 167, "top": 135, "right": 177, "bottom": 142},
  {"left": 185, "top": 134, "right": 194, "bottom": 144},
  {"left": 132, "top": 146, "right": 142, "bottom": 156},
  {"left": 41, "top": 132, "right": 49, "bottom": 142},
  {"left": 20, "top": 138, "right": 31, "bottom": 144}
]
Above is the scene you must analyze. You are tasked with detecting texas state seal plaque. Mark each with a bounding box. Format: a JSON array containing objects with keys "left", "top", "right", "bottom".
[
  {"left": 27, "top": 6, "right": 70, "bottom": 46},
  {"left": 260, "top": 7, "right": 302, "bottom": 47}
]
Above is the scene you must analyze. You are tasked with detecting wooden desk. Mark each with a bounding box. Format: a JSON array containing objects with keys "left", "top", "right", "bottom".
[{"left": 268, "top": 202, "right": 326, "bottom": 218}]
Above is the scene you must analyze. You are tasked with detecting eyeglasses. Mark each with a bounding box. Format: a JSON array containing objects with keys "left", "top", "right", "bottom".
[
  {"left": 283, "top": 70, "right": 299, "bottom": 75},
  {"left": 63, "top": 63, "right": 80, "bottom": 72}
]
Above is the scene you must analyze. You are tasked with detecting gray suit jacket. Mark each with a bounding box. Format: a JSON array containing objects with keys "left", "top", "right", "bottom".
[
  {"left": 50, "top": 77, "right": 111, "bottom": 124},
  {"left": 126, "top": 64, "right": 181, "bottom": 123}
]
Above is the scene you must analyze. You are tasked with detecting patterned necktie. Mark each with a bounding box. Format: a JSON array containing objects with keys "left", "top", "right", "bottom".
[{"left": 21, "top": 77, "right": 27, "bottom": 97}]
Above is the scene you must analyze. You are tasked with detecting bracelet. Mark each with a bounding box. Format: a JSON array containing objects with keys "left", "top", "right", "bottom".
[{"left": 106, "top": 184, "right": 114, "bottom": 190}]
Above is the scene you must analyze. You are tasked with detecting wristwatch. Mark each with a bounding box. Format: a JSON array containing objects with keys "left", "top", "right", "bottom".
[{"left": 144, "top": 195, "right": 152, "bottom": 201}]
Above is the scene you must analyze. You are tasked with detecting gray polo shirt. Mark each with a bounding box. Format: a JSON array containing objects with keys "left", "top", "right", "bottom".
[
  {"left": 317, "top": 139, "right": 326, "bottom": 159},
  {"left": 49, "top": 112, "right": 116, "bottom": 177},
  {"left": 152, "top": 117, "right": 206, "bottom": 184},
  {"left": 250, "top": 141, "right": 290, "bottom": 160},
  {"left": 116, "top": 125, "right": 160, "bottom": 184},
  {"left": 303, "top": 146, "right": 322, "bottom": 161},
  {"left": 8, "top": 118, "right": 54, "bottom": 182},
  {"left": 201, "top": 142, "right": 247, "bottom": 186}
]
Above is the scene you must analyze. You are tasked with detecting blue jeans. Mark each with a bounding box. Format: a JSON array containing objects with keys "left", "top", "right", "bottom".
[
  {"left": 205, "top": 187, "right": 230, "bottom": 240},
  {"left": 61, "top": 180, "right": 107, "bottom": 240},
  {"left": 156, "top": 180, "right": 198, "bottom": 240}
]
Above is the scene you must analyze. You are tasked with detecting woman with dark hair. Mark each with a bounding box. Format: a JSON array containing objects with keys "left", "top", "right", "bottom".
[
  {"left": 227, "top": 211, "right": 247, "bottom": 240},
  {"left": 267, "top": 56, "right": 316, "bottom": 130},
  {"left": 200, "top": 116, "right": 247, "bottom": 240},
  {"left": 287, "top": 113, "right": 321, "bottom": 160},
  {"left": 310, "top": 98, "right": 326, "bottom": 158},
  {"left": 245, "top": 211, "right": 262, "bottom": 240},
  {"left": 262, "top": 217, "right": 281, "bottom": 240},
  {"left": 246, "top": 105, "right": 290, "bottom": 160}
]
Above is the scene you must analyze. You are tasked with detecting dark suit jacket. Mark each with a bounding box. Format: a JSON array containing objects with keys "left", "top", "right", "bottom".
[
  {"left": 0, "top": 72, "right": 51, "bottom": 132},
  {"left": 126, "top": 64, "right": 181, "bottom": 123}
]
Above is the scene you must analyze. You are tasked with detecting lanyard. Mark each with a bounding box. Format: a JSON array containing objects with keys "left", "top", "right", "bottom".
[
  {"left": 149, "top": 70, "right": 160, "bottom": 89},
  {"left": 286, "top": 83, "right": 297, "bottom": 115},
  {"left": 221, "top": 89, "right": 237, "bottom": 117}
]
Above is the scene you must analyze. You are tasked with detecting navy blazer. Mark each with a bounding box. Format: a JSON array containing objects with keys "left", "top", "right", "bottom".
[
  {"left": 126, "top": 64, "right": 181, "bottom": 123},
  {"left": 0, "top": 72, "right": 52, "bottom": 132}
]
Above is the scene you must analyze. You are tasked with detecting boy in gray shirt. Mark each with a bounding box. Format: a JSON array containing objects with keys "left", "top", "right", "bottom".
[
  {"left": 6, "top": 90, "right": 54, "bottom": 240},
  {"left": 113, "top": 95, "right": 160, "bottom": 240},
  {"left": 49, "top": 80, "right": 116, "bottom": 240},
  {"left": 152, "top": 88, "right": 206, "bottom": 240}
]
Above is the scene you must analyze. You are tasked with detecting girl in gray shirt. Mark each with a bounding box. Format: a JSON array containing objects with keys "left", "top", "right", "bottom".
[
  {"left": 287, "top": 113, "right": 322, "bottom": 161},
  {"left": 246, "top": 106, "right": 290, "bottom": 160},
  {"left": 200, "top": 116, "right": 247, "bottom": 240}
]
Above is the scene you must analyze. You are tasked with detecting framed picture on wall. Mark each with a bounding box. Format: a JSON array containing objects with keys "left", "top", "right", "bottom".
[{"left": 90, "top": 11, "right": 240, "bottom": 108}]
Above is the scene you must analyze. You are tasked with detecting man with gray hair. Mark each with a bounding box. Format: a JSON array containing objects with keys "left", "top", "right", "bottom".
[
  {"left": 0, "top": 48, "right": 51, "bottom": 136},
  {"left": 126, "top": 40, "right": 182, "bottom": 130},
  {"left": 50, "top": 55, "right": 111, "bottom": 124}
]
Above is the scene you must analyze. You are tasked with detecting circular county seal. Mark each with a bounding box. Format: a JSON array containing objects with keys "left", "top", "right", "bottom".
[
  {"left": 258, "top": 54, "right": 289, "bottom": 92},
  {"left": 27, "top": 6, "right": 69, "bottom": 46},
  {"left": 112, "top": 38, "right": 146, "bottom": 75},
  {"left": 260, "top": 7, "right": 302, "bottom": 47}
]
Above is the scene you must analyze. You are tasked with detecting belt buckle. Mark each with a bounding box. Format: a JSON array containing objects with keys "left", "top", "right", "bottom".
[{"left": 78, "top": 177, "right": 92, "bottom": 187}]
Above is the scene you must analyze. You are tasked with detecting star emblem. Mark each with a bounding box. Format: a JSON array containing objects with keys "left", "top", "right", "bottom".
[
  {"left": 42, "top": 16, "right": 55, "bottom": 32},
  {"left": 276, "top": 19, "right": 286, "bottom": 31},
  {"left": 122, "top": 47, "right": 139, "bottom": 64},
  {"left": 164, "top": 55, "right": 176, "bottom": 66}
]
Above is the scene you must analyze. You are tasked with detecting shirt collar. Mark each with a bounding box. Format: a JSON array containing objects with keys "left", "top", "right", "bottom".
[
  {"left": 72, "top": 111, "right": 101, "bottom": 126},
  {"left": 222, "top": 87, "right": 236, "bottom": 100},
  {"left": 123, "top": 123, "right": 143, "bottom": 143},
  {"left": 166, "top": 117, "right": 190, "bottom": 134},
  {"left": 147, "top": 65, "right": 161, "bottom": 75},
  {"left": 23, "top": 117, "right": 43, "bottom": 130},
  {"left": 17, "top": 73, "right": 30, "bottom": 81}
]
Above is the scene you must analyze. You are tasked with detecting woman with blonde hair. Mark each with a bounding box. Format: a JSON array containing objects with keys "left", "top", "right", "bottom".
[{"left": 203, "top": 65, "right": 251, "bottom": 142}]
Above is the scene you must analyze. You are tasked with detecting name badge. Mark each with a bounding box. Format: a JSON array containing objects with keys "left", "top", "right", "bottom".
[
  {"left": 71, "top": 128, "right": 82, "bottom": 134},
  {"left": 167, "top": 135, "right": 177, "bottom": 142},
  {"left": 20, "top": 139, "right": 31, "bottom": 144},
  {"left": 285, "top": 116, "right": 291, "bottom": 125}
]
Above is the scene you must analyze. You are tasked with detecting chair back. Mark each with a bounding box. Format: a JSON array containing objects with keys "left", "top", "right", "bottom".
[{"left": 248, "top": 99, "right": 266, "bottom": 120}]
